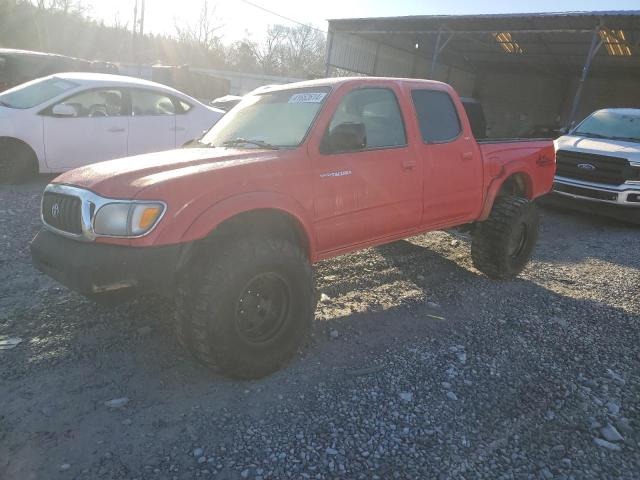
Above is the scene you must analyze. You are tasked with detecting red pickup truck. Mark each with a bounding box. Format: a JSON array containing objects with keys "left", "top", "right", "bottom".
[{"left": 31, "top": 77, "right": 555, "bottom": 378}]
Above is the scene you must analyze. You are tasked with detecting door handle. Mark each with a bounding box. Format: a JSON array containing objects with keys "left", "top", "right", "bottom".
[
  {"left": 461, "top": 152, "right": 474, "bottom": 161},
  {"left": 402, "top": 159, "right": 417, "bottom": 170},
  {"left": 171, "top": 127, "right": 186, "bottom": 132},
  {"left": 107, "top": 127, "right": 125, "bottom": 133}
]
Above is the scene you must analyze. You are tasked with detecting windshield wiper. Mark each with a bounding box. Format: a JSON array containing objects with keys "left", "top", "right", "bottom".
[
  {"left": 608, "top": 136, "right": 640, "bottom": 143},
  {"left": 182, "top": 138, "right": 215, "bottom": 148},
  {"left": 573, "top": 131, "right": 609, "bottom": 139},
  {"left": 0, "top": 100, "right": 13, "bottom": 108},
  {"left": 223, "top": 138, "right": 279, "bottom": 150}
]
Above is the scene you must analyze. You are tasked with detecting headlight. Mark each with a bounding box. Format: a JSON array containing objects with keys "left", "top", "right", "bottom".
[{"left": 93, "top": 202, "right": 165, "bottom": 237}]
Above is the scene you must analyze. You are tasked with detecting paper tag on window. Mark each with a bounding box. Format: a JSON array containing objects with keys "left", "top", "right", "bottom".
[{"left": 288, "top": 93, "right": 327, "bottom": 104}]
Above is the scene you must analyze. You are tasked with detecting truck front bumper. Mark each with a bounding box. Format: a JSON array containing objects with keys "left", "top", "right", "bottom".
[
  {"left": 553, "top": 176, "right": 640, "bottom": 206},
  {"left": 548, "top": 177, "right": 640, "bottom": 223},
  {"left": 31, "top": 229, "right": 188, "bottom": 301}
]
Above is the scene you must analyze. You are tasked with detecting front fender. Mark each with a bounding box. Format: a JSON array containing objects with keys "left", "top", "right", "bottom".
[{"left": 179, "top": 191, "right": 317, "bottom": 256}]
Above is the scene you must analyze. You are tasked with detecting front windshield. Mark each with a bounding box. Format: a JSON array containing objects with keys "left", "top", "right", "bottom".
[
  {"left": 200, "top": 86, "right": 331, "bottom": 148},
  {"left": 0, "top": 77, "right": 78, "bottom": 109},
  {"left": 574, "top": 110, "right": 640, "bottom": 143}
]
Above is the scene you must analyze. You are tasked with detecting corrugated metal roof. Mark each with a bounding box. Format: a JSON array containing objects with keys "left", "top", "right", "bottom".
[{"left": 326, "top": 11, "right": 640, "bottom": 76}]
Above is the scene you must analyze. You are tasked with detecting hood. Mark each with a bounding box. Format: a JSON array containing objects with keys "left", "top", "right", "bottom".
[
  {"left": 53, "top": 147, "right": 282, "bottom": 198},
  {"left": 555, "top": 135, "right": 640, "bottom": 163},
  {"left": 0, "top": 105, "right": 15, "bottom": 119},
  {"left": 206, "top": 105, "right": 226, "bottom": 116}
]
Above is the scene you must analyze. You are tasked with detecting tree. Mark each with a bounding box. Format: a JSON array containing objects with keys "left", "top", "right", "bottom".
[
  {"left": 225, "top": 40, "right": 260, "bottom": 73},
  {"left": 279, "top": 24, "right": 326, "bottom": 77},
  {"left": 245, "top": 24, "right": 287, "bottom": 75},
  {"left": 239, "top": 23, "right": 326, "bottom": 77},
  {"left": 31, "top": 0, "right": 86, "bottom": 14},
  {"left": 174, "top": 0, "right": 223, "bottom": 51}
]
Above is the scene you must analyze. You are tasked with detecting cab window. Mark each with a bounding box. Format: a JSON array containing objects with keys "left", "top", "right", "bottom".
[
  {"left": 412, "top": 90, "right": 461, "bottom": 143},
  {"left": 322, "top": 88, "right": 406, "bottom": 154}
]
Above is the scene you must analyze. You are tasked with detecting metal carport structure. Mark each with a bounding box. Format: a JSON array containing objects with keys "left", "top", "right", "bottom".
[{"left": 325, "top": 11, "right": 640, "bottom": 137}]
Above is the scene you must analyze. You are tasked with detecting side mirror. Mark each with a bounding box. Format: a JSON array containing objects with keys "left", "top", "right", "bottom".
[
  {"left": 321, "top": 122, "right": 366, "bottom": 154},
  {"left": 51, "top": 103, "right": 78, "bottom": 117}
]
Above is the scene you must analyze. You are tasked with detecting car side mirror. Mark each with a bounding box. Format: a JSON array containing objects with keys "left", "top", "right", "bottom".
[
  {"left": 51, "top": 103, "right": 78, "bottom": 117},
  {"left": 321, "top": 122, "right": 366, "bottom": 154}
]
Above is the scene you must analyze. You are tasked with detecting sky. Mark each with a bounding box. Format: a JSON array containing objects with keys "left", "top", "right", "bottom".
[{"left": 89, "top": 0, "right": 640, "bottom": 43}]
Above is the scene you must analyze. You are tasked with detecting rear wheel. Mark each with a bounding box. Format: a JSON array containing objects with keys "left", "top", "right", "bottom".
[
  {"left": 0, "top": 139, "right": 37, "bottom": 184},
  {"left": 176, "top": 235, "right": 316, "bottom": 379},
  {"left": 471, "top": 196, "right": 539, "bottom": 280}
]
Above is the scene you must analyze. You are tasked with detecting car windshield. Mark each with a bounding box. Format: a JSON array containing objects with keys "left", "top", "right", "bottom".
[
  {"left": 0, "top": 77, "right": 78, "bottom": 109},
  {"left": 200, "top": 87, "right": 331, "bottom": 148},
  {"left": 573, "top": 110, "right": 640, "bottom": 143}
]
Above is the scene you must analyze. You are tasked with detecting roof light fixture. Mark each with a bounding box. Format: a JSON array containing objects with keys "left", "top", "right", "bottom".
[
  {"left": 492, "top": 32, "right": 524, "bottom": 54},
  {"left": 599, "top": 29, "right": 632, "bottom": 56}
]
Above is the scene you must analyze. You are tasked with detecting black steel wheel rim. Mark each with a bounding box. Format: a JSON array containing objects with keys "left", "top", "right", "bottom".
[{"left": 235, "top": 272, "right": 290, "bottom": 344}]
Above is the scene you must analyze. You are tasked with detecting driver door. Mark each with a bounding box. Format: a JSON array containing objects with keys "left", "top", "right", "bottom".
[
  {"left": 310, "top": 87, "right": 422, "bottom": 252},
  {"left": 42, "top": 88, "right": 129, "bottom": 170}
]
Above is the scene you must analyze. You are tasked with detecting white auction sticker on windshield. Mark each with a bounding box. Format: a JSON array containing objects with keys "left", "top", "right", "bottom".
[{"left": 288, "top": 92, "right": 327, "bottom": 104}]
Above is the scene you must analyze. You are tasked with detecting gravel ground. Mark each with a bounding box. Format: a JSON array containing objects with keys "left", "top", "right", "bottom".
[{"left": 1, "top": 178, "right": 639, "bottom": 480}]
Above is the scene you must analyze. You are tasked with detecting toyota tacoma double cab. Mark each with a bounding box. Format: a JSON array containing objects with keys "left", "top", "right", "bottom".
[{"left": 31, "top": 77, "right": 555, "bottom": 379}]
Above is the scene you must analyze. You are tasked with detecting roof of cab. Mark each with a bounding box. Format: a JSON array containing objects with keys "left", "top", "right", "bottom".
[{"left": 251, "top": 76, "right": 450, "bottom": 94}]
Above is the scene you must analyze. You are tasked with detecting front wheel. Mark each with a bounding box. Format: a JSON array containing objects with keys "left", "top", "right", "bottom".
[
  {"left": 0, "top": 140, "right": 37, "bottom": 184},
  {"left": 471, "top": 196, "right": 539, "bottom": 280},
  {"left": 175, "top": 235, "right": 316, "bottom": 379}
]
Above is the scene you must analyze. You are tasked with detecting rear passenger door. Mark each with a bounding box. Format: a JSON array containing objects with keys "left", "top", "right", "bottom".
[
  {"left": 411, "top": 89, "right": 483, "bottom": 226},
  {"left": 310, "top": 86, "right": 422, "bottom": 252},
  {"left": 127, "top": 89, "right": 177, "bottom": 156}
]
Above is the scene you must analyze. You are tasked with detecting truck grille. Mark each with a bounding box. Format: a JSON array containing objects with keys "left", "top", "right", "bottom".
[
  {"left": 556, "top": 150, "right": 630, "bottom": 185},
  {"left": 42, "top": 192, "right": 82, "bottom": 234}
]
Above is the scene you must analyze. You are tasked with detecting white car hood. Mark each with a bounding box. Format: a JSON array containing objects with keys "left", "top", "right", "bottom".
[
  {"left": 0, "top": 105, "right": 13, "bottom": 119},
  {"left": 555, "top": 135, "right": 640, "bottom": 163}
]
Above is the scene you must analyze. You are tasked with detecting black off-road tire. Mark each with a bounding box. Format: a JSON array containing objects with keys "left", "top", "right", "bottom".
[
  {"left": 471, "top": 196, "right": 539, "bottom": 280},
  {"left": 175, "top": 235, "right": 316, "bottom": 379},
  {"left": 0, "top": 139, "right": 37, "bottom": 184}
]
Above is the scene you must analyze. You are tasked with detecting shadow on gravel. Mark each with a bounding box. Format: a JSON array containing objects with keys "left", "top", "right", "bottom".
[
  {"left": 3, "top": 230, "right": 640, "bottom": 480},
  {"left": 320, "top": 237, "right": 640, "bottom": 436}
]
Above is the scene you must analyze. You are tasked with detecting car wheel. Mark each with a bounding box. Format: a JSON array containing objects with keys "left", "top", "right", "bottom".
[
  {"left": 471, "top": 196, "right": 539, "bottom": 280},
  {"left": 0, "top": 139, "right": 37, "bottom": 184},
  {"left": 176, "top": 235, "right": 316, "bottom": 379}
]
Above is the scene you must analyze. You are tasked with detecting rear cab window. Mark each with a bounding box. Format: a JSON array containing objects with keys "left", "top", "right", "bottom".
[{"left": 412, "top": 89, "right": 462, "bottom": 143}]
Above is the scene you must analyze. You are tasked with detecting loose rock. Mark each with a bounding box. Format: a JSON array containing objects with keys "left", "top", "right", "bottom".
[
  {"left": 601, "top": 424, "right": 624, "bottom": 442},
  {"left": 593, "top": 438, "right": 622, "bottom": 451},
  {"left": 399, "top": 392, "right": 413, "bottom": 402},
  {"left": 104, "top": 397, "right": 129, "bottom": 408}
]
